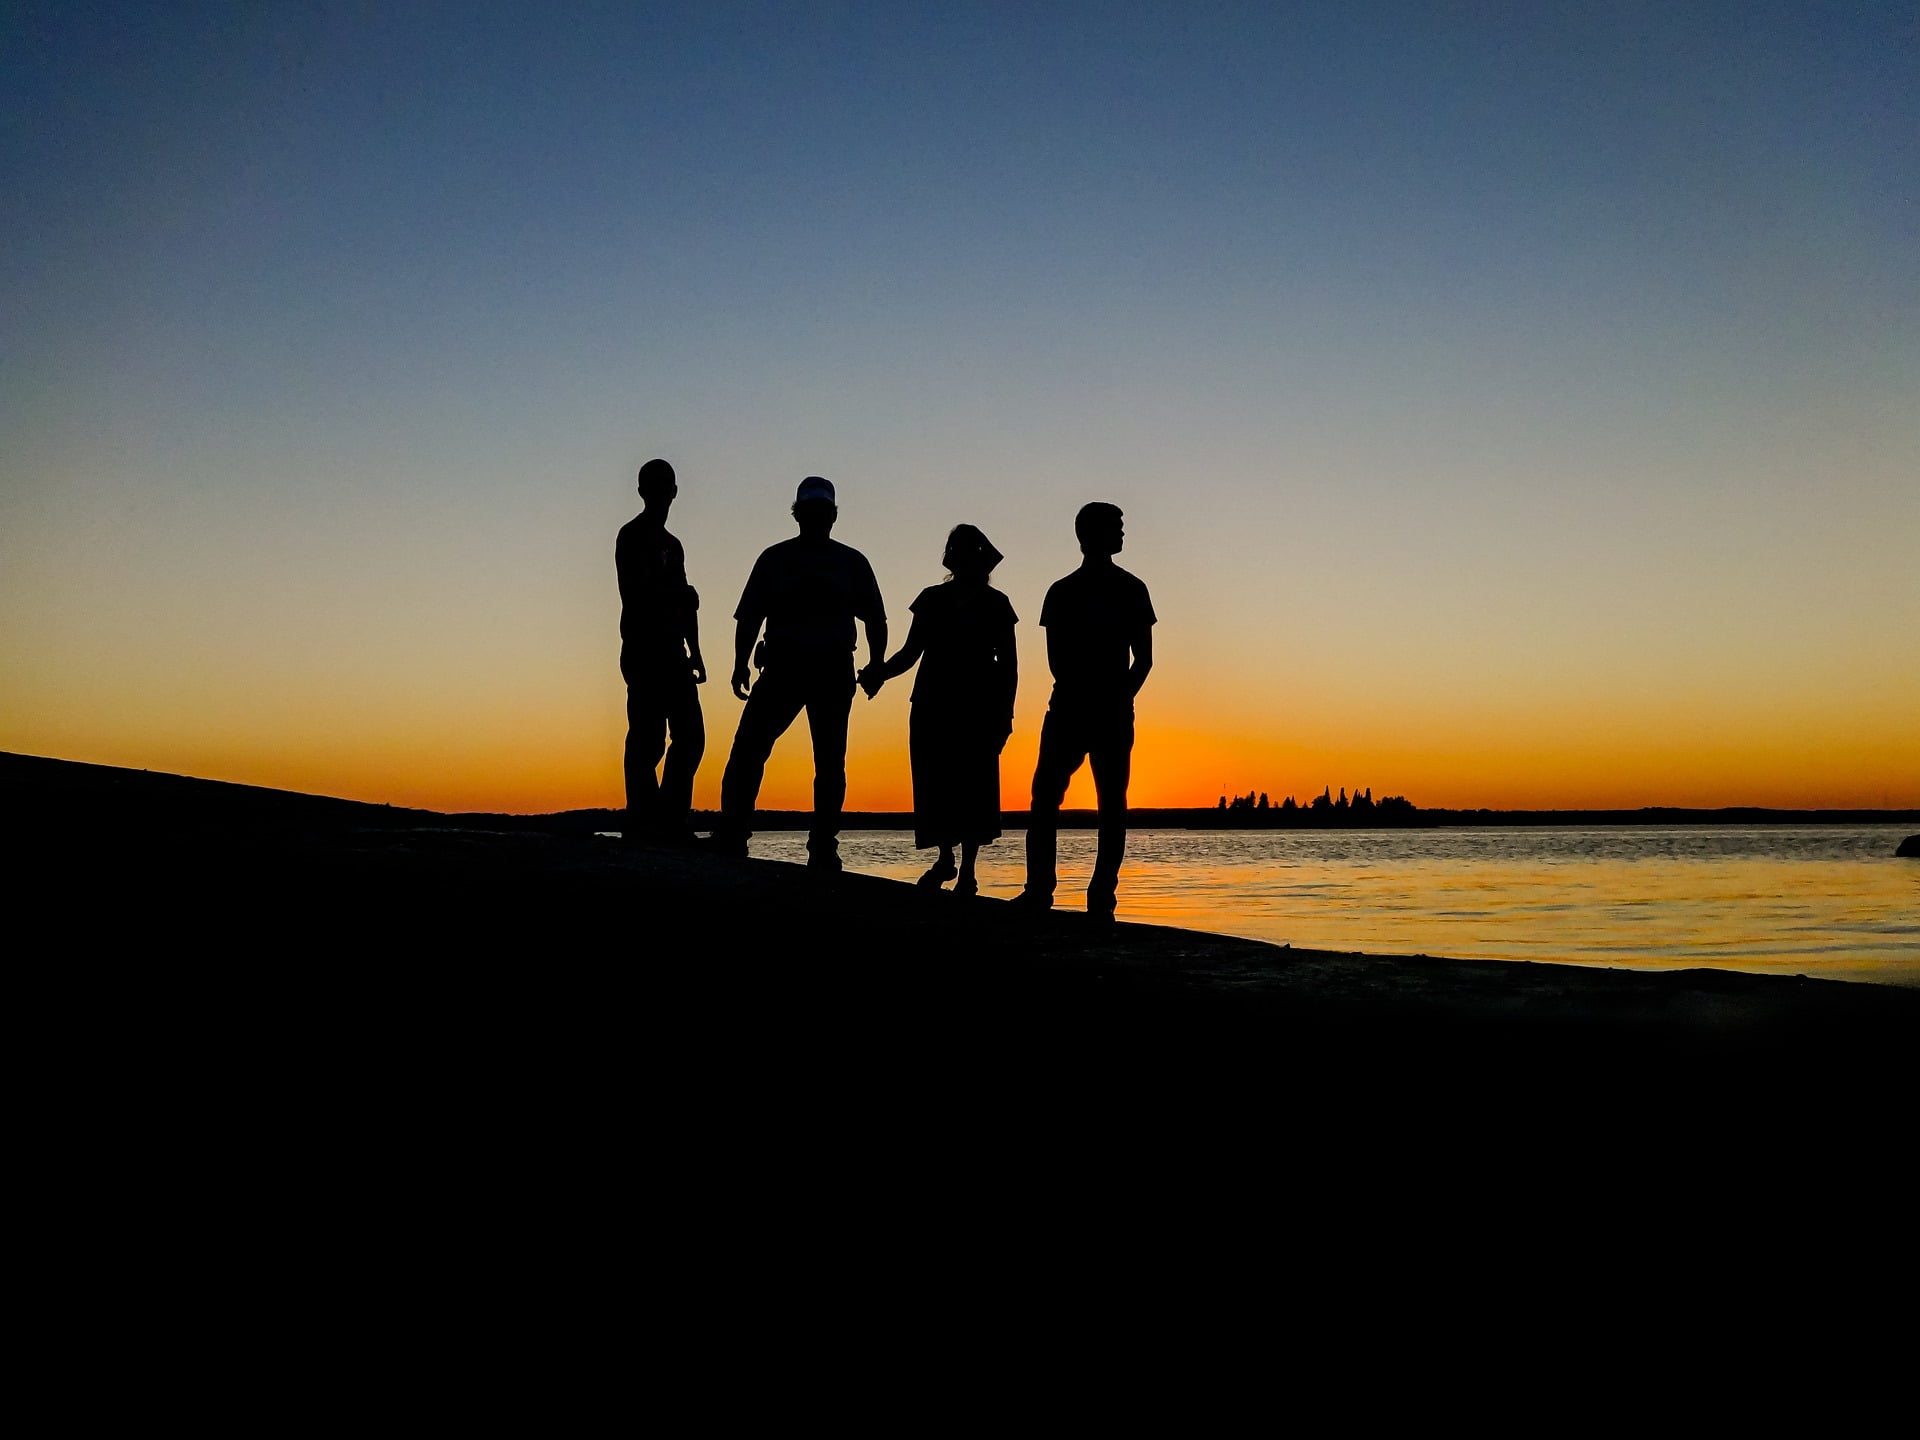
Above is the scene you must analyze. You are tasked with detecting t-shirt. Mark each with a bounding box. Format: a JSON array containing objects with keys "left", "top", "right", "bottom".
[
  {"left": 616, "top": 515, "right": 696, "bottom": 670},
  {"left": 735, "top": 536, "right": 886, "bottom": 660},
  {"left": 1038, "top": 562, "right": 1156, "bottom": 706},
  {"left": 907, "top": 582, "right": 1018, "bottom": 713}
]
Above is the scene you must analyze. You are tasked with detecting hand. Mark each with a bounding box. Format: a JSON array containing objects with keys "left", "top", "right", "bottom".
[
  {"left": 688, "top": 653, "right": 707, "bottom": 685},
  {"left": 731, "top": 667, "right": 752, "bottom": 701},
  {"left": 857, "top": 664, "right": 884, "bottom": 699}
]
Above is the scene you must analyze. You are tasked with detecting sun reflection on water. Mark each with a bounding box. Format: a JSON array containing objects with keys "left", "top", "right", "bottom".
[{"left": 748, "top": 826, "right": 1920, "bottom": 985}]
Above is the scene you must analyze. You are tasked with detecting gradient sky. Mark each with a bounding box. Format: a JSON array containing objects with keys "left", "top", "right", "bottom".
[{"left": 4, "top": 2, "right": 1916, "bottom": 813}]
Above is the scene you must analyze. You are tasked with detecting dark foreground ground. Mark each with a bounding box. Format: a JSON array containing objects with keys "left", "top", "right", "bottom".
[
  {"left": 19, "top": 751, "right": 1916, "bottom": 1378},
  {"left": 12, "top": 748, "right": 1918, "bottom": 1227},
  {"left": 15, "top": 756, "right": 1920, "bottom": 1259}
]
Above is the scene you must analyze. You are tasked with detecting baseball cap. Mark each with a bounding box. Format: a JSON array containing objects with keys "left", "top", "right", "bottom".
[{"left": 795, "top": 476, "right": 835, "bottom": 504}]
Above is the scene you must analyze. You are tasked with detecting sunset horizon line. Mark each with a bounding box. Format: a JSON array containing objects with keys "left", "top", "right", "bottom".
[{"left": 8, "top": 748, "right": 1916, "bottom": 821}]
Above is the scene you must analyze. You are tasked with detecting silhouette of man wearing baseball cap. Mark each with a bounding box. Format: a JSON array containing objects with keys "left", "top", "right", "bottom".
[{"left": 708, "top": 477, "right": 887, "bottom": 870}]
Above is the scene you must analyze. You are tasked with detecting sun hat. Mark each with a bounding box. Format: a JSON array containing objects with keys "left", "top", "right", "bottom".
[{"left": 945, "top": 523, "right": 1003, "bottom": 575}]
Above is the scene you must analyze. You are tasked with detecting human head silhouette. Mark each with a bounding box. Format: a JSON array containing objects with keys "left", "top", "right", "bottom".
[
  {"left": 1075, "top": 502, "right": 1124, "bottom": 557},
  {"left": 792, "top": 476, "right": 837, "bottom": 538},
  {"left": 637, "top": 458, "right": 677, "bottom": 508},
  {"left": 943, "top": 524, "right": 1003, "bottom": 582}
]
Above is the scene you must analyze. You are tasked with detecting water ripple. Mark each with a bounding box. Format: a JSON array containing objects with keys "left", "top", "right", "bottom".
[{"left": 752, "top": 824, "right": 1920, "bottom": 985}]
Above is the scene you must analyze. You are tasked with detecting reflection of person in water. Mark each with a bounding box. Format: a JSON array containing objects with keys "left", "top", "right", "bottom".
[
  {"left": 710, "top": 476, "right": 887, "bottom": 871},
  {"left": 861, "top": 525, "right": 1017, "bottom": 897},
  {"left": 1011, "top": 502, "right": 1154, "bottom": 920},
  {"left": 616, "top": 458, "right": 705, "bottom": 841}
]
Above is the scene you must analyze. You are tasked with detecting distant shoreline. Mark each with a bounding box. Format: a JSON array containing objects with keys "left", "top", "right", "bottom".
[
  {"left": 673, "top": 806, "right": 1920, "bottom": 833},
  {"left": 4, "top": 751, "right": 1914, "bottom": 832}
]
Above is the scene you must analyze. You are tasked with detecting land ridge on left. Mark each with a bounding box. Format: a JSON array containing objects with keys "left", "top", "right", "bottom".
[
  {"left": 11, "top": 748, "right": 1913, "bottom": 1021},
  {"left": 8, "top": 753, "right": 1911, "bottom": 833},
  {"left": 14, "top": 743, "right": 1919, "bottom": 1195}
]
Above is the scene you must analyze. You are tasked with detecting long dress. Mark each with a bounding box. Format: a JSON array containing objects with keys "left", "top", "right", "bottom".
[{"left": 906, "top": 581, "right": 1018, "bottom": 849}]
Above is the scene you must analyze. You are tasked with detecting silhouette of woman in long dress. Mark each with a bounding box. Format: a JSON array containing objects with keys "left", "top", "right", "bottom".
[{"left": 861, "top": 525, "right": 1017, "bottom": 895}]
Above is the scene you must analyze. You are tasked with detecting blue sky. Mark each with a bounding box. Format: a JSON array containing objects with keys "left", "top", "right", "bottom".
[{"left": 4, "top": 2, "right": 1915, "bottom": 809}]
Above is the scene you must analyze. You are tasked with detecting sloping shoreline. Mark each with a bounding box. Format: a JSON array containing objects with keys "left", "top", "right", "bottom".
[
  {"left": 11, "top": 750, "right": 1914, "bottom": 1057},
  {"left": 8, "top": 752, "right": 1913, "bottom": 833}
]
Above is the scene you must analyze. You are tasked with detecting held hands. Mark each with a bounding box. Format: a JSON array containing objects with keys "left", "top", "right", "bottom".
[{"left": 857, "top": 663, "right": 885, "bottom": 699}]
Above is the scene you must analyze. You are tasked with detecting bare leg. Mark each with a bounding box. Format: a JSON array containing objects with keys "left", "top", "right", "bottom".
[
  {"left": 954, "top": 841, "right": 981, "bottom": 897},
  {"left": 918, "top": 843, "right": 958, "bottom": 888}
]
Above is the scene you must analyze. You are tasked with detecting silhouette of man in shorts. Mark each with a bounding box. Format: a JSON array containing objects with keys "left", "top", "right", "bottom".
[
  {"left": 616, "top": 458, "right": 706, "bottom": 841},
  {"left": 1012, "top": 502, "right": 1155, "bottom": 919},
  {"left": 710, "top": 476, "right": 887, "bottom": 870}
]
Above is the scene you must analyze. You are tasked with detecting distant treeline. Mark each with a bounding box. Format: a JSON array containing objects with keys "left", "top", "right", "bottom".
[{"left": 1196, "top": 786, "right": 1423, "bottom": 828}]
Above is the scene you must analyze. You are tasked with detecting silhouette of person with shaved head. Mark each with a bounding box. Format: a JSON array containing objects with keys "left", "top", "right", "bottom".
[{"left": 1010, "top": 502, "right": 1154, "bottom": 920}]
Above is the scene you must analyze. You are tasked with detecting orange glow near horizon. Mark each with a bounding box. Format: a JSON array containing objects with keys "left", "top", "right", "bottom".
[
  {"left": 9, "top": 689, "right": 1914, "bottom": 816},
  {"left": 4, "top": 455, "right": 1915, "bottom": 817},
  {"left": 7, "top": 5, "right": 1919, "bottom": 831}
]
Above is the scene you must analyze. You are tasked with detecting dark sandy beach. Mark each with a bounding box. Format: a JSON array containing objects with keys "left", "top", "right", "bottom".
[
  {"left": 17, "top": 746, "right": 1920, "bottom": 1269},
  {"left": 13, "top": 750, "right": 1913, "bottom": 1080}
]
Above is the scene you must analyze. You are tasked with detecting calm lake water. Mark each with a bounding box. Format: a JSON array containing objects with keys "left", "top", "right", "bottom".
[{"left": 747, "top": 826, "right": 1920, "bottom": 986}]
